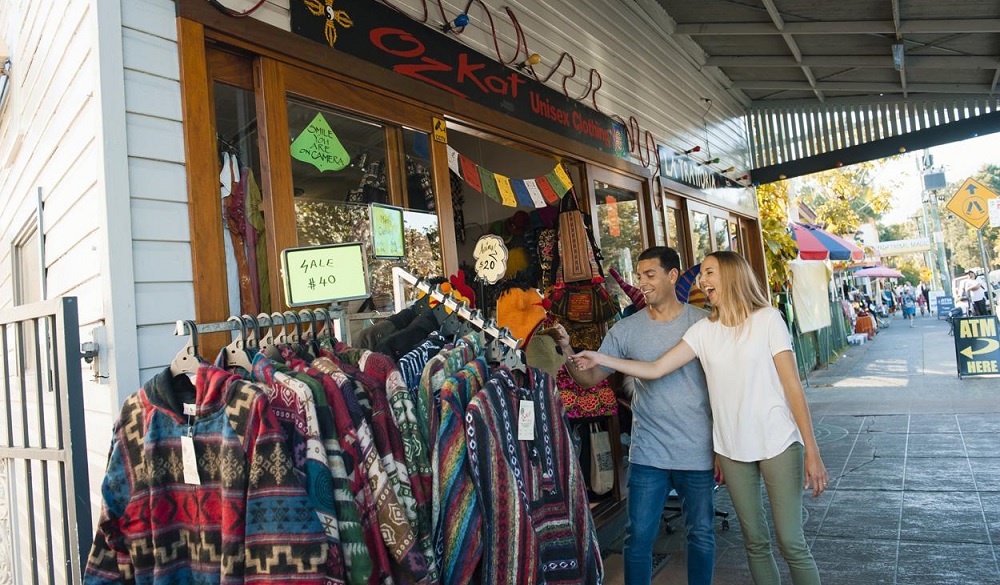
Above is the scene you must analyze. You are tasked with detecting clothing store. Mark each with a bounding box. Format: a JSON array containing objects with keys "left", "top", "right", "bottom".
[{"left": 84, "top": 0, "right": 767, "bottom": 582}]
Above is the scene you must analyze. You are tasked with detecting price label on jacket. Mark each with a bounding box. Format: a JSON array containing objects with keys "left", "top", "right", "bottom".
[{"left": 473, "top": 235, "right": 508, "bottom": 284}]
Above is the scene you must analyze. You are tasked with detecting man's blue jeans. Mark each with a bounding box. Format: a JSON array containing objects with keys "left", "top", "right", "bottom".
[{"left": 624, "top": 463, "right": 716, "bottom": 585}]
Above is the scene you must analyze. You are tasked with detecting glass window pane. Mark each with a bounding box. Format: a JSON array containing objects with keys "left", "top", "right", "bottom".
[
  {"left": 691, "top": 211, "right": 711, "bottom": 262},
  {"left": 729, "top": 221, "right": 740, "bottom": 254},
  {"left": 714, "top": 217, "right": 730, "bottom": 251},
  {"left": 401, "top": 128, "right": 436, "bottom": 212},
  {"left": 595, "top": 181, "right": 642, "bottom": 310},
  {"left": 214, "top": 82, "right": 268, "bottom": 314},
  {"left": 666, "top": 207, "right": 685, "bottom": 269}
]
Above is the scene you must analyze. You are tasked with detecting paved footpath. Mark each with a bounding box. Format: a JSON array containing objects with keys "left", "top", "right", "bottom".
[{"left": 603, "top": 311, "right": 1000, "bottom": 585}]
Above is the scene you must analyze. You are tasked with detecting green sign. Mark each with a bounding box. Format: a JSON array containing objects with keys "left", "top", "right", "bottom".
[
  {"left": 290, "top": 113, "right": 350, "bottom": 172},
  {"left": 281, "top": 243, "right": 369, "bottom": 307},
  {"left": 953, "top": 315, "right": 1000, "bottom": 378},
  {"left": 370, "top": 203, "right": 405, "bottom": 259}
]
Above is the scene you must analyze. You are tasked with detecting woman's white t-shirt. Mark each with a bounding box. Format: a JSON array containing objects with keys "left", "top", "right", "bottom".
[{"left": 682, "top": 307, "right": 802, "bottom": 462}]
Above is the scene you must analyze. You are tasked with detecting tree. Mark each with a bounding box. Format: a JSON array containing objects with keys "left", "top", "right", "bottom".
[
  {"left": 755, "top": 181, "right": 798, "bottom": 295},
  {"left": 932, "top": 163, "right": 1000, "bottom": 275},
  {"left": 796, "top": 160, "right": 895, "bottom": 235}
]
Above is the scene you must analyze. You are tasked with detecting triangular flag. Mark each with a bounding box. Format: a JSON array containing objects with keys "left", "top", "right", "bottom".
[{"left": 289, "top": 113, "right": 350, "bottom": 172}]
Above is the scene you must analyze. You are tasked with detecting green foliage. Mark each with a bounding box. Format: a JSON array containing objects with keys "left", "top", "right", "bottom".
[
  {"left": 797, "top": 160, "right": 895, "bottom": 234},
  {"left": 934, "top": 163, "right": 1000, "bottom": 275},
  {"left": 755, "top": 182, "right": 798, "bottom": 294}
]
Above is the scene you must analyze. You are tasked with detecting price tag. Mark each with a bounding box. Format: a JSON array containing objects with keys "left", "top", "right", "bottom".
[
  {"left": 183, "top": 403, "right": 197, "bottom": 416},
  {"left": 181, "top": 435, "right": 201, "bottom": 485},
  {"left": 517, "top": 399, "right": 535, "bottom": 441},
  {"left": 473, "top": 235, "right": 509, "bottom": 284}
]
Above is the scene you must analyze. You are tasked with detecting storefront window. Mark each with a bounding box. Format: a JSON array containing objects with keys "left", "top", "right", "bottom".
[
  {"left": 729, "top": 220, "right": 740, "bottom": 254},
  {"left": 289, "top": 101, "right": 440, "bottom": 311},
  {"left": 213, "top": 82, "right": 268, "bottom": 314},
  {"left": 665, "top": 206, "right": 685, "bottom": 268},
  {"left": 595, "top": 181, "right": 642, "bottom": 295},
  {"left": 691, "top": 211, "right": 711, "bottom": 262},
  {"left": 714, "top": 217, "right": 731, "bottom": 251}
]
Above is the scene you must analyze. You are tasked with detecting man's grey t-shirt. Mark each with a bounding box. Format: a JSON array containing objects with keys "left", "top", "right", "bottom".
[{"left": 599, "top": 304, "right": 713, "bottom": 470}]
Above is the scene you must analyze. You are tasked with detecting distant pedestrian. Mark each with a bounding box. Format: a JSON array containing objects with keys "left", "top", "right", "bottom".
[{"left": 901, "top": 285, "right": 917, "bottom": 327}]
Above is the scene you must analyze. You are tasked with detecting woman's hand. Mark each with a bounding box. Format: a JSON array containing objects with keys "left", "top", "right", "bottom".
[
  {"left": 568, "top": 350, "right": 602, "bottom": 371},
  {"left": 714, "top": 455, "right": 724, "bottom": 486},
  {"left": 804, "top": 450, "right": 829, "bottom": 498}
]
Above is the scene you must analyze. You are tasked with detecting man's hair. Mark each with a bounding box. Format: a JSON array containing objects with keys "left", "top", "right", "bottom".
[
  {"left": 967, "top": 270, "right": 976, "bottom": 276},
  {"left": 637, "top": 246, "right": 681, "bottom": 274}
]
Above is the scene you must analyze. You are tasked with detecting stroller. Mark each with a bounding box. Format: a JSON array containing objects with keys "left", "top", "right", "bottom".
[{"left": 946, "top": 306, "right": 964, "bottom": 336}]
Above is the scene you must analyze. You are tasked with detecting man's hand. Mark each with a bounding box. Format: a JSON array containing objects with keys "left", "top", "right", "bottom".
[
  {"left": 568, "top": 350, "right": 602, "bottom": 371},
  {"left": 546, "top": 322, "right": 573, "bottom": 354}
]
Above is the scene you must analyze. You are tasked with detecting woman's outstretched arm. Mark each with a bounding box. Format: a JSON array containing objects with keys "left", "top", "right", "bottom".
[{"left": 569, "top": 340, "right": 696, "bottom": 379}]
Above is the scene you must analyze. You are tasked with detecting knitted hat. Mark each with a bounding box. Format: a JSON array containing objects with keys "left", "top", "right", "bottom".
[
  {"left": 525, "top": 332, "right": 565, "bottom": 375},
  {"left": 449, "top": 270, "right": 476, "bottom": 308},
  {"left": 610, "top": 267, "right": 646, "bottom": 310},
  {"left": 496, "top": 287, "right": 546, "bottom": 344}
]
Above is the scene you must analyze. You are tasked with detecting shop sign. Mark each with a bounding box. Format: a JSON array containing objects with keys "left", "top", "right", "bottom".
[
  {"left": 657, "top": 145, "right": 744, "bottom": 191},
  {"left": 473, "top": 234, "right": 508, "bottom": 284},
  {"left": 290, "top": 112, "right": 350, "bottom": 171},
  {"left": 953, "top": 315, "right": 1000, "bottom": 378},
  {"left": 290, "top": 0, "right": 626, "bottom": 157},
  {"left": 872, "top": 238, "right": 931, "bottom": 257},
  {"left": 281, "top": 243, "right": 370, "bottom": 307}
]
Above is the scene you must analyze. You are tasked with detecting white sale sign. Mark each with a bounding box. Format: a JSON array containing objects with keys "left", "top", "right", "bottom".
[{"left": 473, "top": 235, "right": 509, "bottom": 284}]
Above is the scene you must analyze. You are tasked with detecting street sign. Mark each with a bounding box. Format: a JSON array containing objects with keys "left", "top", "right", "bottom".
[
  {"left": 947, "top": 178, "right": 998, "bottom": 229},
  {"left": 989, "top": 198, "right": 1000, "bottom": 228},
  {"left": 953, "top": 315, "right": 1000, "bottom": 378}
]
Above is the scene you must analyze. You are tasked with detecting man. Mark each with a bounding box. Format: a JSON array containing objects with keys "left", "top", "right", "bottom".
[
  {"left": 552, "top": 246, "right": 715, "bottom": 585},
  {"left": 964, "top": 270, "right": 988, "bottom": 316}
]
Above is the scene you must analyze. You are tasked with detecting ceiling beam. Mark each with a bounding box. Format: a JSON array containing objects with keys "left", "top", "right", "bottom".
[
  {"left": 675, "top": 19, "right": 1000, "bottom": 35},
  {"left": 890, "top": 0, "right": 906, "bottom": 98},
  {"left": 732, "top": 80, "right": 996, "bottom": 94},
  {"left": 759, "top": 0, "right": 824, "bottom": 102},
  {"left": 704, "top": 55, "right": 1000, "bottom": 69}
]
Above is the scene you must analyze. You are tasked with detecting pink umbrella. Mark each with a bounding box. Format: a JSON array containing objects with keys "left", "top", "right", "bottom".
[{"left": 853, "top": 266, "right": 903, "bottom": 279}]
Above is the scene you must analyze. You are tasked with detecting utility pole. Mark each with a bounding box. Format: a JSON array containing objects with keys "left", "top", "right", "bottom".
[
  {"left": 919, "top": 205, "right": 938, "bottom": 287},
  {"left": 919, "top": 151, "right": 952, "bottom": 292}
]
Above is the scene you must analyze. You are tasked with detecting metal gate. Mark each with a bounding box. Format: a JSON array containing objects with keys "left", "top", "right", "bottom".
[{"left": 0, "top": 297, "right": 91, "bottom": 585}]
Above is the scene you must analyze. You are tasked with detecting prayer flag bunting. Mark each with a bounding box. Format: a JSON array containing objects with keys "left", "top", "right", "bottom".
[
  {"left": 495, "top": 174, "right": 518, "bottom": 207},
  {"left": 478, "top": 167, "right": 501, "bottom": 202},
  {"left": 447, "top": 144, "right": 572, "bottom": 208}
]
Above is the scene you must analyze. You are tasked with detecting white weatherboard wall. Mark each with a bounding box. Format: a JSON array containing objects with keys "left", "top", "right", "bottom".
[
  {"left": 120, "top": 0, "right": 196, "bottom": 385},
  {"left": 0, "top": 0, "right": 134, "bottom": 545},
  {"left": 221, "top": 0, "right": 751, "bottom": 171}
]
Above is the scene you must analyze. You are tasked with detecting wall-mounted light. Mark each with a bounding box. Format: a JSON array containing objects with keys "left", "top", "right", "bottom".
[
  {"left": 516, "top": 53, "right": 541, "bottom": 72},
  {"left": 676, "top": 146, "right": 701, "bottom": 155},
  {"left": 441, "top": 13, "right": 470, "bottom": 33},
  {"left": 722, "top": 166, "right": 735, "bottom": 173},
  {"left": 699, "top": 157, "right": 720, "bottom": 166}
]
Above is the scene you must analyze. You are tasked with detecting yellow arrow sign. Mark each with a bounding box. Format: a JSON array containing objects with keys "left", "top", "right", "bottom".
[
  {"left": 960, "top": 337, "right": 1000, "bottom": 359},
  {"left": 947, "top": 178, "right": 998, "bottom": 229}
]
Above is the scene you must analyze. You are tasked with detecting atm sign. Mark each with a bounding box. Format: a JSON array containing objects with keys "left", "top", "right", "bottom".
[{"left": 954, "top": 316, "right": 1000, "bottom": 378}]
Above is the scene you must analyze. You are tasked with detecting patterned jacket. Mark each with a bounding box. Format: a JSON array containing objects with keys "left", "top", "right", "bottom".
[{"left": 84, "top": 366, "right": 328, "bottom": 584}]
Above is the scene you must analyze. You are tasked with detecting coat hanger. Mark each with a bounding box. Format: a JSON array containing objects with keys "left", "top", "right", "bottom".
[
  {"left": 270, "top": 312, "right": 288, "bottom": 346},
  {"left": 283, "top": 310, "right": 302, "bottom": 346},
  {"left": 257, "top": 312, "right": 276, "bottom": 354},
  {"left": 222, "top": 315, "right": 254, "bottom": 373},
  {"left": 299, "top": 309, "right": 315, "bottom": 342},
  {"left": 496, "top": 326, "right": 527, "bottom": 374},
  {"left": 242, "top": 314, "right": 260, "bottom": 350},
  {"left": 170, "top": 320, "right": 202, "bottom": 377}
]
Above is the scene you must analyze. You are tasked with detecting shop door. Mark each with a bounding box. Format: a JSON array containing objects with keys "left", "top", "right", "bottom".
[{"left": 587, "top": 166, "right": 649, "bottom": 304}]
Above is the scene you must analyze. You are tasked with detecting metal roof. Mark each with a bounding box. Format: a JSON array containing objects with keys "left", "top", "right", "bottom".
[{"left": 654, "top": 0, "right": 1000, "bottom": 181}]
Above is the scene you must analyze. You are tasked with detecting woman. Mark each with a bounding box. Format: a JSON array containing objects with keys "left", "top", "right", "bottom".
[{"left": 570, "top": 251, "right": 828, "bottom": 585}]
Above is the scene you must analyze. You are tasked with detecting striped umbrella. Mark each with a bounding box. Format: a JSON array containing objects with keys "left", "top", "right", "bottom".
[{"left": 789, "top": 222, "right": 864, "bottom": 261}]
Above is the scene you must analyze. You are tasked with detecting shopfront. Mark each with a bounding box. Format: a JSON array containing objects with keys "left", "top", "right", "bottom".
[{"left": 173, "top": 0, "right": 765, "bottom": 544}]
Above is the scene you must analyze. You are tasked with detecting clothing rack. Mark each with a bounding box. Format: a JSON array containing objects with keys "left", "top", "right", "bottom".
[
  {"left": 391, "top": 266, "right": 521, "bottom": 351},
  {"left": 173, "top": 307, "right": 345, "bottom": 345}
]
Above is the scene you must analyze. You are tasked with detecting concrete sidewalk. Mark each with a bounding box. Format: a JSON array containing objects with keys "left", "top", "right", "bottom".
[{"left": 603, "top": 311, "right": 1000, "bottom": 585}]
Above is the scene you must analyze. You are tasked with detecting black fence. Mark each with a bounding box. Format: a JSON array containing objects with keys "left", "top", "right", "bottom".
[{"left": 0, "top": 297, "right": 91, "bottom": 584}]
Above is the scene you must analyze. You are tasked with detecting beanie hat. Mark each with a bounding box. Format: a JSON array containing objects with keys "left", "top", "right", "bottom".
[
  {"left": 610, "top": 267, "right": 646, "bottom": 310},
  {"left": 496, "top": 287, "right": 546, "bottom": 344},
  {"left": 449, "top": 270, "right": 476, "bottom": 308}
]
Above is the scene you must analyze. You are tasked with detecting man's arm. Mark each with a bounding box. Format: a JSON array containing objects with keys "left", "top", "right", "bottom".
[{"left": 550, "top": 323, "right": 612, "bottom": 389}]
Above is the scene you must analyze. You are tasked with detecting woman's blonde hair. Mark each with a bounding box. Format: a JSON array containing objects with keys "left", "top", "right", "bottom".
[{"left": 703, "top": 251, "right": 770, "bottom": 328}]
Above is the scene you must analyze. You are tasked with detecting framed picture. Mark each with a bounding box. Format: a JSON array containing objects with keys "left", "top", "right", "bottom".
[{"left": 370, "top": 203, "right": 405, "bottom": 259}]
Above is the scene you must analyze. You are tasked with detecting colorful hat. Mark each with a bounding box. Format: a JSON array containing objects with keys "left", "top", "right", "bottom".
[
  {"left": 610, "top": 267, "right": 645, "bottom": 310},
  {"left": 449, "top": 270, "right": 476, "bottom": 308},
  {"left": 496, "top": 287, "right": 546, "bottom": 343}
]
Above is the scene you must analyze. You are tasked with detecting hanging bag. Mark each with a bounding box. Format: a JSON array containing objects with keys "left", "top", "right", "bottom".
[
  {"left": 548, "top": 189, "right": 618, "bottom": 323},
  {"left": 589, "top": 422, "right": 614, "bottom": 495}
]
